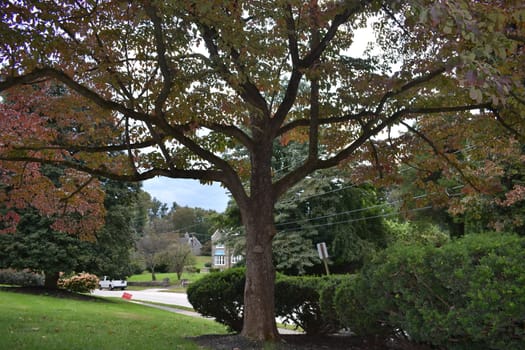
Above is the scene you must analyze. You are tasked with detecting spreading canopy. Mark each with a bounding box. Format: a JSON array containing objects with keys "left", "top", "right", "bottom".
[
  {"left": 0, "top": 0, "right": 521, "bottom": 198},
  {"left": 1, "top": 0, "right": 524, "bottom": 340}
]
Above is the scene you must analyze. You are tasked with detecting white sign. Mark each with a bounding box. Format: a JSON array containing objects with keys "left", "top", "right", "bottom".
[{"left": 317, "top": 242, "right": 329, "bottom": 260}]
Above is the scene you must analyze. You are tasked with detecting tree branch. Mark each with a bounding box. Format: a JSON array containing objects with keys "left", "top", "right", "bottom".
[
  {"left": 375, "top": 66, "right": 447, "bottom": 114},
  {"left": 197, "top": 22, "right": 269, "bottom": 116},
  {"left": 300, "top": 0, "right": 368, "bottom": 68},
  {"left": 274, "top": 102, "right": 492, "bottom": 198},
  {"left": 400, "top": 121, "right": 481, "bottom": 192},
  {"left": 278, "top": 110, "right": 376, "bottom": 136},
  {"left": 0, "top": 154, "right": 224, "bottom": 183},
  {"left": 0, "top": 68, "right": 148, "bottom": 122},
  {"left": 272, "top": 1, "right": 368, "bottom": 133},
  {"left": 204, "top": 123, "right": 254, "bottom": 151},
  {"left": 144, "top": 2, "right": 174, "bottom": 116}
]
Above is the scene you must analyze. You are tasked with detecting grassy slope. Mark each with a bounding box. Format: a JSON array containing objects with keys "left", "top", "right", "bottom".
[
  {"left": 0, "top": 290, "right": 226, "bottom": 350},
  {"left": 128, "top": 256, "right": 212, "bottom": 284}
]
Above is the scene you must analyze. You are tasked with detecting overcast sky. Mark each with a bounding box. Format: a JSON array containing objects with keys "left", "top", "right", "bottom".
[{"left": 142, "top": 177, "right": 230, "bottom": 213}]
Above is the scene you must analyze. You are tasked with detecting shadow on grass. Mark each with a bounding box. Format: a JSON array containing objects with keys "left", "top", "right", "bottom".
[{"left": 0, "top": 285, "right": 111, "bottom": 302}]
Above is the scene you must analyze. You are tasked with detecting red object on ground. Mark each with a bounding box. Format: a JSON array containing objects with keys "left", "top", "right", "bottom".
[{"left": 122, "top": 292, "right": 132, "bottom": 300}]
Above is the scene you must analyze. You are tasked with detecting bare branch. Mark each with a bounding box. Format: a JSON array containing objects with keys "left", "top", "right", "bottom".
[
  {"left": 375, "top": 66, "right": 447, "bottom": 114},
  {"left": 278, "top": 110, "right": 376, "bottom": 136},
  {"left": 144, "top": 2, "right": 174, "bottom": 116},
  {"left": 400, "top": 121, "right": 481, "bottom": 192}
]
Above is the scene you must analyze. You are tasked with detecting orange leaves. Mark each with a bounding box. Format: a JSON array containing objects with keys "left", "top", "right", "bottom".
[
  {"left": 0, "top": 159, "right": 105, "bottom": 239},
  {"left": 0, "top": 82, "right": 110, "bottom": 238},
  {"left": 497, "top": 185, "right": 525, "bottom": 207}
]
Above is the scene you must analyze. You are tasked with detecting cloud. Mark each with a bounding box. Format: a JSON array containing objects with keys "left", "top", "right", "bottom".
[{"left": 142, "top": 177, "right": 230, "bottom": 213}]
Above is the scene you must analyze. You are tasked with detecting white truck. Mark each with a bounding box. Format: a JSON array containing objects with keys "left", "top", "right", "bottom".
[{"left": 98, "top": 276, "right": 127, "bottom": 290}]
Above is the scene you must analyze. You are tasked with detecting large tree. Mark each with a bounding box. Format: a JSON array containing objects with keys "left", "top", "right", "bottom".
[{"left": 0, "top": 0, "right": 523, "bottom": 341}]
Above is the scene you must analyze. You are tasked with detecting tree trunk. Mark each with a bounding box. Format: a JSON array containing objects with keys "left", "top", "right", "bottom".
[
  {"left": 44, "top": 271, "right": 60, "bottom": 289},
  {"left": 238, "top": 138, "right": 280, "bottom": 341},
  {"left": 151, "top": 268, "right": 156, "bottom": 281},
  {"left": 240, "top": 200, "right": 280, "bottom": 341}
]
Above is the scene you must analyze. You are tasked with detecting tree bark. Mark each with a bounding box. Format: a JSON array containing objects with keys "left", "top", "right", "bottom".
[
  {"left": 240, "top": 200, "right": 279, "bottom": 341},
  {"left": 44, "top": 271, "right": 60, "bottom": 289},
  {"left": 239, "top": 137, "right": 280, "bottom": 341}
]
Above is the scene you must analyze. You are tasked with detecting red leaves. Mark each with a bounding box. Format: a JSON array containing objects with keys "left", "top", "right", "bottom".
[
  {"left": 0, "top": 84, "right": 107, "bottom": 238},
  {"left": 497, "top": 185, "right": 525, "bottom": 207},
  {"left": 0, "top": 160, "right": 105, "bottom": 239}
]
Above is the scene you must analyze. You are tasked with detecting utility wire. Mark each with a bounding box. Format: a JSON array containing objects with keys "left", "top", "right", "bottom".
[
  {"left": 276, "top": 206, "right": 433, "bottom": 234},
  {"left": 274, "top": 186, "right": 462, "bottom": 228}
]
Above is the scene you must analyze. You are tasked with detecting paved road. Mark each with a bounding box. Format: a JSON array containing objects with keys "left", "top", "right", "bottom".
[
  {"left": 91, "top": 288, "right": 193, "bottom": 308},
  {"left": 91, "top": 288, "right": 301, "bottom": 334}
]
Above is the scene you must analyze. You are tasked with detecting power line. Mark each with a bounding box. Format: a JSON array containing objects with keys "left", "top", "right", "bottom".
[
  {"left": 275, "top": 201, "right": 396, "bottom": 228},
  {"left": 276, "top": 206, "right": 433, "bottom": 234},
  {"left": 276, "top": 183, "right": 360, "bottom": 206},
  {"left": 274, "top": 185, "right": 463, "bottom": 228}
]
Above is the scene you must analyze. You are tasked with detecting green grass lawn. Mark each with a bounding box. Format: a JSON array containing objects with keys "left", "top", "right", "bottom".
[
  {"left": 128, "top": 256, "right": 212, "bottom": 286},
  {"left": 127, "top": 256, "right": 211, "bottom": 284},
  {"left": 127, "top": 271, "right": 205, "bottom": 284},
  {"left": 194, "top": 255, "right": 212, "bottom": 269},
  {"left": 0, "top": 289, "right": 227, "bottom": 350}
]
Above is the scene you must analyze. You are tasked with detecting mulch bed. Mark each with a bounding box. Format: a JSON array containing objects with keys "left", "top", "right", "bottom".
[
  {"left": 0, "top": 286, "right": 108, "bottom": 302},
  {"left": 191, "top": 333, "right": 433, "bottom": 350}
]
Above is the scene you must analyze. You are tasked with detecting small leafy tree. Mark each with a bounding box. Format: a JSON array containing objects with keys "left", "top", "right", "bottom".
[
  {"left": 136, "top": 233, "right": 167, "bottom": 281},
  {"left": 159, "top": 242, "right": 195, "bottom": 280}
]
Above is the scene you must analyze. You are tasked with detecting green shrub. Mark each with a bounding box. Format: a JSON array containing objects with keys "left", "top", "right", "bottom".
[
  {"left": 188, "top": 267, "right": 350, "bottom": 334},
  {"left": 0, "top": 268, "right": 44, "bottom": 287},
  {"left": 184, "top": 265, "right": 197, "bottom": 273},
  {"left": 334, "top": 269, "right": 395, "bottom": 336},
  {"left": 275, "top": 274, "right": 351, "bottom": 334},
  {"left": 59, "top": 273, "right": 99, "bottom": 293},
  {"left": 335, "top": 232, "right": 525, "bottom": 349},
  {"left": 318, "top": 274, "right": 354, "bottom": 333},
  {"left": 187, "top": 267, "right": 245, "bottom": 332},
  {"left": 274, "top": 275, "right": 324, "bottom": 334}
]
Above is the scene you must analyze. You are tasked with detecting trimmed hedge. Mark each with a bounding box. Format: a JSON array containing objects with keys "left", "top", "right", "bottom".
[
  {"left": 0, "top": 268, "right": 44, "bottom": 287},
  {"left": 275, "top": 274, "right": 351, "bottom": 334},
  {"left": 274, "top": 275, "right": 324, "bottom": 334},
  {"left": 334, "top": 232, "right": 525, "bottom": 350},
  {"left": 187, "top": 267, "right": 245, "bottom": 332},
  {"left": 318, "top": 274, "right": 354, "bottom": 334},
  {"left": 187, "top": 267, "right": 348, "bottom": 334}
]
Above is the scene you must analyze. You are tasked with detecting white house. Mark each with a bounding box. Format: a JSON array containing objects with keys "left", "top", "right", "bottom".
[
  {"left": 180, "top": 232, "right": 203, "bottom": 256},
  {"left": 211, "top": 230, "right": 243, "bottom": 269}
]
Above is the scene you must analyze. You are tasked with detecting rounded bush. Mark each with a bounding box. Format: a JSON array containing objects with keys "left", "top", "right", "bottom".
[
  {"left": 318, "top": 274, "right": 354, "bottom": 333},
  {"left": 274, "top": 275, "right": 324, "bottom": 334},
  {"left": 59, "top": 273, "right": 99, "bottom": 293},
  {"left": 335, "top": 232, "right": 525, "bottom": 349},
  {"left": 187, "top": 267, "right": 245, "bottom": 332},
  {"left": 275, "top": 274, "right": 351, "bottom": 334},
  {"left": 0, "top": 268, "right": 44, "bottom": 287}
]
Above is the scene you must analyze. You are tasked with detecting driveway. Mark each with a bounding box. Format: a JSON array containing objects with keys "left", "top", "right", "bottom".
[{"left": 91, "top": 288, "right": 193, "bottom": 308}]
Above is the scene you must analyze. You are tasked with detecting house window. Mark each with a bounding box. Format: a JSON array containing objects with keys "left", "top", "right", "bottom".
[
  {"left": 231, "top": 255, "right": 242, "bottom": 265},
  {"left": 214, "top": 255, "right": 225, "bottom": 266}
]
